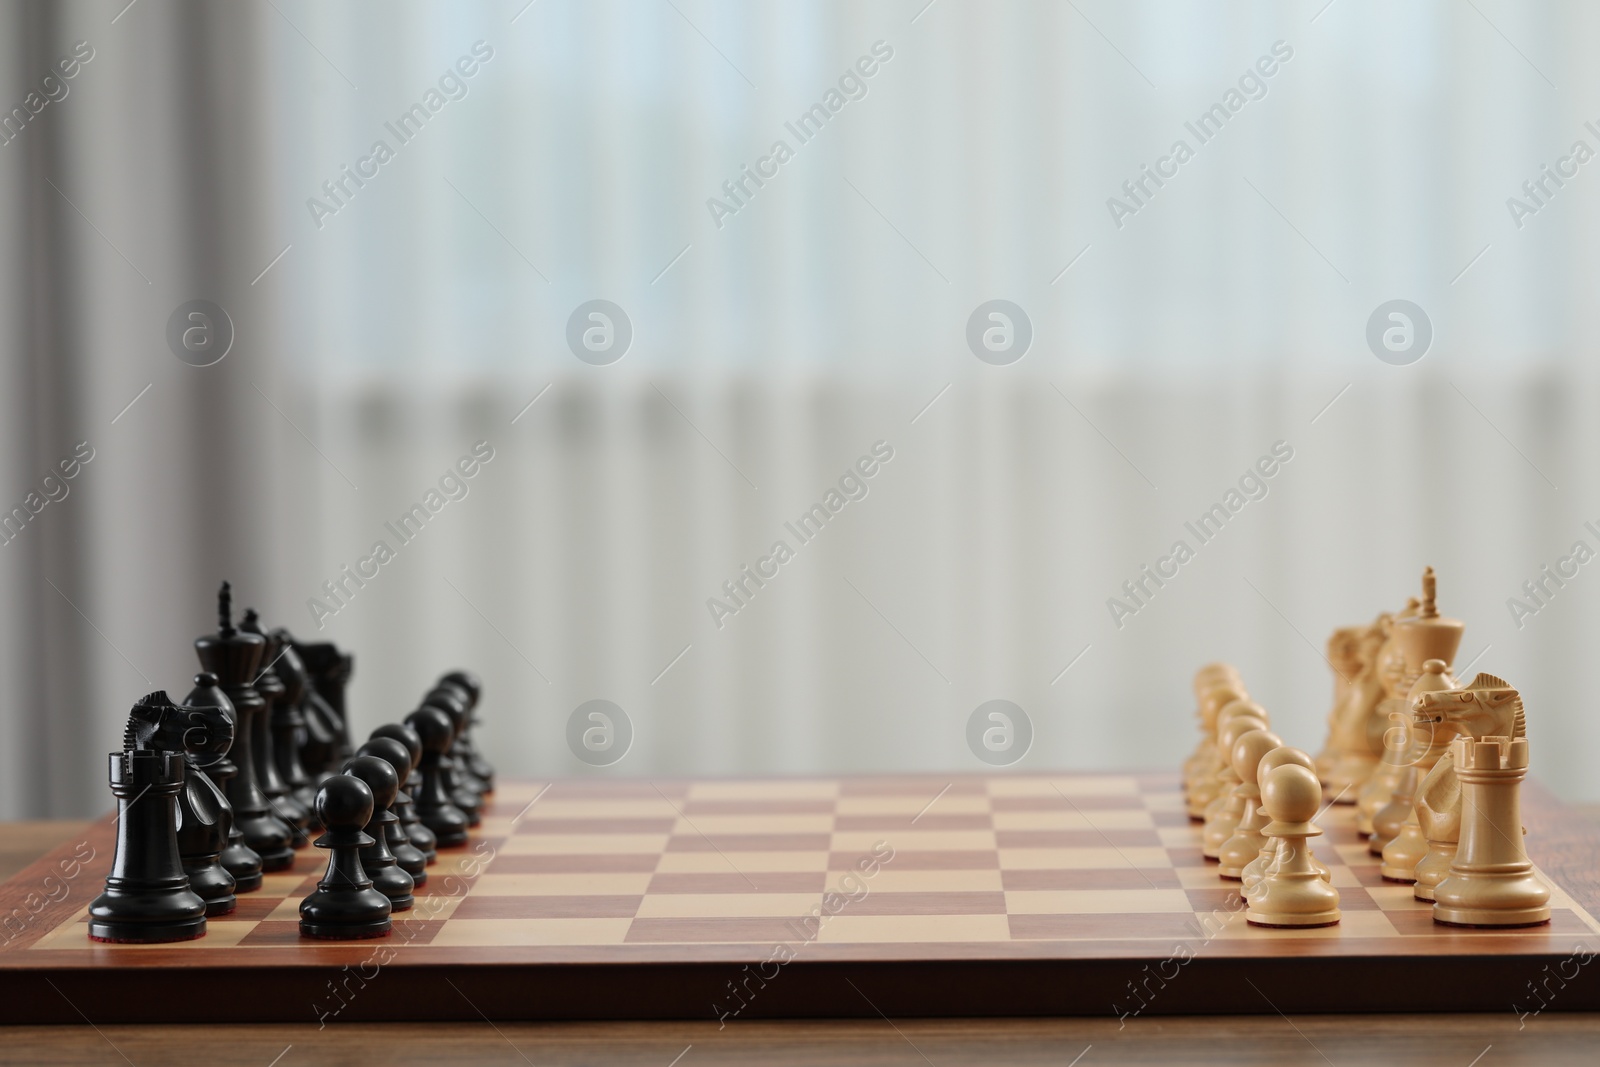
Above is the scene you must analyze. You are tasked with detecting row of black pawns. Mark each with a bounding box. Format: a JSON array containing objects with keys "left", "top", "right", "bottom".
[{"left": 86, "top": 583, "right": 494, "bottom": 943}]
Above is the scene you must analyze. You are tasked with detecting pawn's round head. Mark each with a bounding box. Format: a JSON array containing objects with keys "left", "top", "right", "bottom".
[
  {"left": 1257, "top": 745, "right": 1316, "bottom": 782},
  {"left": 1217, "top": 698, "right": 1268, "bottom": 734},
  {"left": 1200, "top": 685, "right": 1248, "bottom": 730},
  {"left": 1193, "top": 663, "right": 1239, "bottom": 699},
  {"left": 1231, "top": 729, "right": 1285, "bottom": 786},
  {"left": 433, "top": 679, "right": 474, "bottom": 713},
  {"left": 1218, "top": 712, "right": 1270, "bottom": 759},
  {"left": 341, "top": 754, "right": 398, "bottom": 810},
  {"left": 441, "top": 669, "right": 482, "bottom": 706},
  {"left": 422, "top": 688, "right": 468, "bottom": 736},
  {"left": 405, "top": 706, "right": 455, "bottom": 753},
  {"left": 317, "top": 773, "right": 374, "bottom": 831},
  {"left": 1262, "top": 764, "right": 1321, "bottom": 825},
  {"left": 370, "top": 722, "right": 423, "bottom": 771},
  {"left": 358, "top": 737, "right": 414, "bottom": 789}
]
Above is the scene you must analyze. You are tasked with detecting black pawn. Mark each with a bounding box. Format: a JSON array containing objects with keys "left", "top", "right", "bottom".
[
  {"left": 440, "top": 669, "right": 494, "bottom": 793},
  {"left": 430, "top": 678, "right": 488, "bottom": 797},
  {"left": 196, "top": 582, "right": 295, "bottom": 871},
  {"left": 186, "top": 675, "right": 263, "bottom": 894},
  {"left": 89, "top": 749, "right": 207, "bottom": 943},
  {"left": 341, "top": 755, "right": 414, "bottom": 910},
  {"left": 358, "top": 736, "right": 428, "bottom": 886},
  {"left": 421, "top": 687, "right": 483, "bottom": 826},
  {"left": 239, "top": 612, "right": 312, "bottom": 847},
  {"left": 405, "top": 707, "right": 470, "bottom": 848},
  {"left": 299, "top": 775, "right": 392, "bottom": 940},
  {"left": 165, "top": 679, "right": 239, "bottom": 915},
  {"left": 371, "top": 722, "right": 435, "bottom": 863},
  {"left": 270, "top": 631, "right": 320, "bottom": 822}
]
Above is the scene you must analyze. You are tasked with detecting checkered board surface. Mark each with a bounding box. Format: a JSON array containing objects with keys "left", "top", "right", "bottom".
[{"left": 22, "top": 774, "right": 1600, "bottom": 961}]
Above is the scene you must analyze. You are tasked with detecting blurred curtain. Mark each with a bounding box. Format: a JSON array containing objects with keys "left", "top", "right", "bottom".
[
  {"left": 275, "top": 1, "right": 1599, "bottom": 804},
  {"left": 0, "top": 0, "right": 289, "bottom": 816}
]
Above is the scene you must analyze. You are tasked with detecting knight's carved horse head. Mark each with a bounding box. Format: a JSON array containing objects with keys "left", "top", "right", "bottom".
[
  {"left": 1412, "top": 671, "right": 1525, "bottom": 743},
  {"left": 124, "top": 689, "right": 234, "bottom": 759}
]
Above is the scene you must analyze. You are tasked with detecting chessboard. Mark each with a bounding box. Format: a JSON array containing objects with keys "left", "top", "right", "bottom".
[{"left": 3, "top": 773, "right": 1598, "bottom": 1023}]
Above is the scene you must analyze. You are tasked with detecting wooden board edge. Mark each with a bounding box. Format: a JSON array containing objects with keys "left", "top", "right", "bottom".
[{"left": 6, "top": 954, "right": 1599, "bottom": 1024}]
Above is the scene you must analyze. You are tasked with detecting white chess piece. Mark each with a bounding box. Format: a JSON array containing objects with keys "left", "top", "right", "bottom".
[{"left": 1246, "top": 764, "right": 1341, "bottom": 928}]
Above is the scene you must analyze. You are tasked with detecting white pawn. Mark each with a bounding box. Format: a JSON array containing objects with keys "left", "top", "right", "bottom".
[
  {"left": 1246, "top": 764, "right": 1341, "bottom": 928},
  {"left": 1201, "top": 710, "right": 1270, "bottom": 858},
  {"left": 1216, "top": 729, "right": 1282, "bottom": 879},
  {"left": 1241, "top": 747, "right": 1330, "bottom": 891},
  {"left": 1198, "top": 700, "right": 1269, "bottom": 821}
]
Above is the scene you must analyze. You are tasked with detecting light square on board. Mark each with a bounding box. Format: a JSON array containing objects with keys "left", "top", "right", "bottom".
[
  {"left": 1158, "top": 827, "right": 1207, "bottom": 849},
  {"left": 666, "top": 833, "right": 832, "bottom": 853},
  {"left": 654, "top": 850, "right": 831, "bottom": 874},
  {"left": 500, "top": 833, "right": 671, "bottom": 856},
  {"left": 672, "top": 814, "right": 835, "bottom": 835},
  {"left": 834, "top": 794, "right": 991, "bottom": 816},
  {"left": 831, "top": 830, "right": 996, "bottom": 852},
  {"left": 647, "top": 872, "right": 826, "bottom": 894},
  {"left": 1003, "top": 868, "right": 1183, "bottom": 891},
  {"left": 998, "top": 847, "right": 1173, "bottom": 870},
  {"left": 992, "top": 810, "right": 1155, "bottom": 832},
  {"left": 471, "top": 872, "right": 655, "bottom": 896},
  {"left": 510, "top": 817, "right": 674, "bottom": 835},
  {"left": 835, "top": 814, "right": 992, "bottom": 833},
  {"left": 634, "top": 893, "right": 824, "bottom": 919},
  {"left": 832, "top": 891, "right": 1006, "bottom": 916}
]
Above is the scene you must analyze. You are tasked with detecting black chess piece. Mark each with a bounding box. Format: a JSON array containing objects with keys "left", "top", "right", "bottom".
[
  {"left": 88, "top": 724, "right": 207, "bottom": 943},
  {"left": 239, "top": 612, "right": 311, "bottom": 848},
  {"left": 405, "top": 707, "right": 470, "bottom": 848},
  {"left": 129, "top": 681, "right": 239, "bottom": 916},
  {"left": 299, "top": 775, "right": 393, "bottom": 940},
  {"left": 269, "top": 632, "right": 320, "bottom": 823},
  {"left": 421, "top": 687, "right": 483, "bottom": 826},
  {"left": 297, "top": 682, "right": 342, "bottom": 784},
  {"left": 440, "top": 669, "right": 494, "bottom": 793},
  {"left": 183, "top": 671, "right": 263, "bottom": 894},
  {"left": 196, "top": 583, "right": 295, "bottom": 871},
  {"left": 357, "top": 737, "right": 429, "bottom": 886},
  {"left": 370, "top": 722, "right": 435, "bottom": 863},
  {"left": 430, "top": 680, "right": 489, "bottom": 800},
  {"left": 340, "top": 755, "right": 414, "bottom": 910},
  {"left": 295, "top": 639, "right": 355, "bottom": 778}
]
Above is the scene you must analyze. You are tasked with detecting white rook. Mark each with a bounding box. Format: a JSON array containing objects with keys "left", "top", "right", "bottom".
[{"left": 1432, "top": 736, "right": 1551, "bottom": 927}]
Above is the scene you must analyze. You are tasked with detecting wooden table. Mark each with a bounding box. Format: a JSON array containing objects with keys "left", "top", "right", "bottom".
[{"left": 4, "top": 817, "right": 1600, "bottom": 1066}]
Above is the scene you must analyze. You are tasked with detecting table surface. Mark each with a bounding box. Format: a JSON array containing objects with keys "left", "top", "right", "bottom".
[{"left": 4, "top": 813, "right": 1600, "bottom": 1067}]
